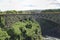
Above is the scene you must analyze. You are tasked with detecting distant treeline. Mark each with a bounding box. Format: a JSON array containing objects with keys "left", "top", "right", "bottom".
[
  {"left": 0, "top": 9, "right": 60, "bottom": 14},
  {"left": 0, "top": 10, "right": 24, "bottom": 14},
  {"left": 41, "top": 9, "right": 60, "bottom": 12},
  {"left": 0, "top": 10, "right": 40, "bottom": 14}
]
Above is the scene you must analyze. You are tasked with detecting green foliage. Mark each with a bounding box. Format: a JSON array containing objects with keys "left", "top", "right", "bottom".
[
  {"left": 5, "top": 10, "right": 17, "bottom": 14},
  {"left": 0, "top": 28, "right": 10, "bottom": 40},
  {"left": 1, "top": 17, "right": 5, "bottom": 25},
  {"left": 9, "top": 19, "right": 42, "bottom": 40},
  {"left": 0, "top": 14, "right": 42, "bottom": 40}
]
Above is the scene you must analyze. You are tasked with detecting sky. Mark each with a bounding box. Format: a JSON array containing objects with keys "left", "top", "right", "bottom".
[{"left": 0, "top": 0, "right": 60, "bottom": 11}]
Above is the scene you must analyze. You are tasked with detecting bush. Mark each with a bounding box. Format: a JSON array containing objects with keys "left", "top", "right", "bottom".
[
  {"left": 0, "top": 28, "right": 10, "bottom": 40},
  {"left": 0, "top": 18, "right": 42, "bottom": 40},
  {"left": 10, "top": 19, "right": 42, "bottom": 40}
]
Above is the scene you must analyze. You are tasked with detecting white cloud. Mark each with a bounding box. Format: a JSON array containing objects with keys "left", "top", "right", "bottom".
[{"left": 0, "top": 0, "right": 60, "bottom": 11}]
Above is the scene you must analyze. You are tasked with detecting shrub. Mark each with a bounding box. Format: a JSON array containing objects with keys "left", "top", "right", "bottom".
[
  {"left": 0, "top": 28, "right": 10, "bottom": 40},
  {"left": 10, "top": 19, "right": 42, "bottom": 40}
]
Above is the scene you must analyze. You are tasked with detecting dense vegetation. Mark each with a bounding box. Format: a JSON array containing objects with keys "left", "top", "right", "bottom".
[
  {"left": 0, "top": 18, "right": 42, "bottom": 40},
  {"left": 0, "top": 28, "right": 10, "bottom": 40}
]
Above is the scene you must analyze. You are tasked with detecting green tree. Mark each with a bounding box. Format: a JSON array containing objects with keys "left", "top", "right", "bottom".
[
  {"left": 8, "top": 19, "right": 42, "bottom": 40},
  {"left": 0, "top": 28, "right": 10, "bottom": 40}
]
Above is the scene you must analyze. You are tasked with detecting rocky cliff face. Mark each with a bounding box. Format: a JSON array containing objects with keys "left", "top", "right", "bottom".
[{"left": 39, "top": 18, "right": 60, "bottom": 40}]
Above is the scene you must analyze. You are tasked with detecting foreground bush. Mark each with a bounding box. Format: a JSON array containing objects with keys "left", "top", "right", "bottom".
[
  {"left": 8, "top": 19, "right": 42, "bottom": 40},
  {"left": 0, "top": 28, "right": 10, "bottom": 40},
  {"left": 0, "top": 18, "right": 42, "bottom": 40}
]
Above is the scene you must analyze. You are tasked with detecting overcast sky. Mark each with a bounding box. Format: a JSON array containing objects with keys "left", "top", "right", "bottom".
[{"left": 0, "top": 0, "right": 60, "bottom": 11}]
